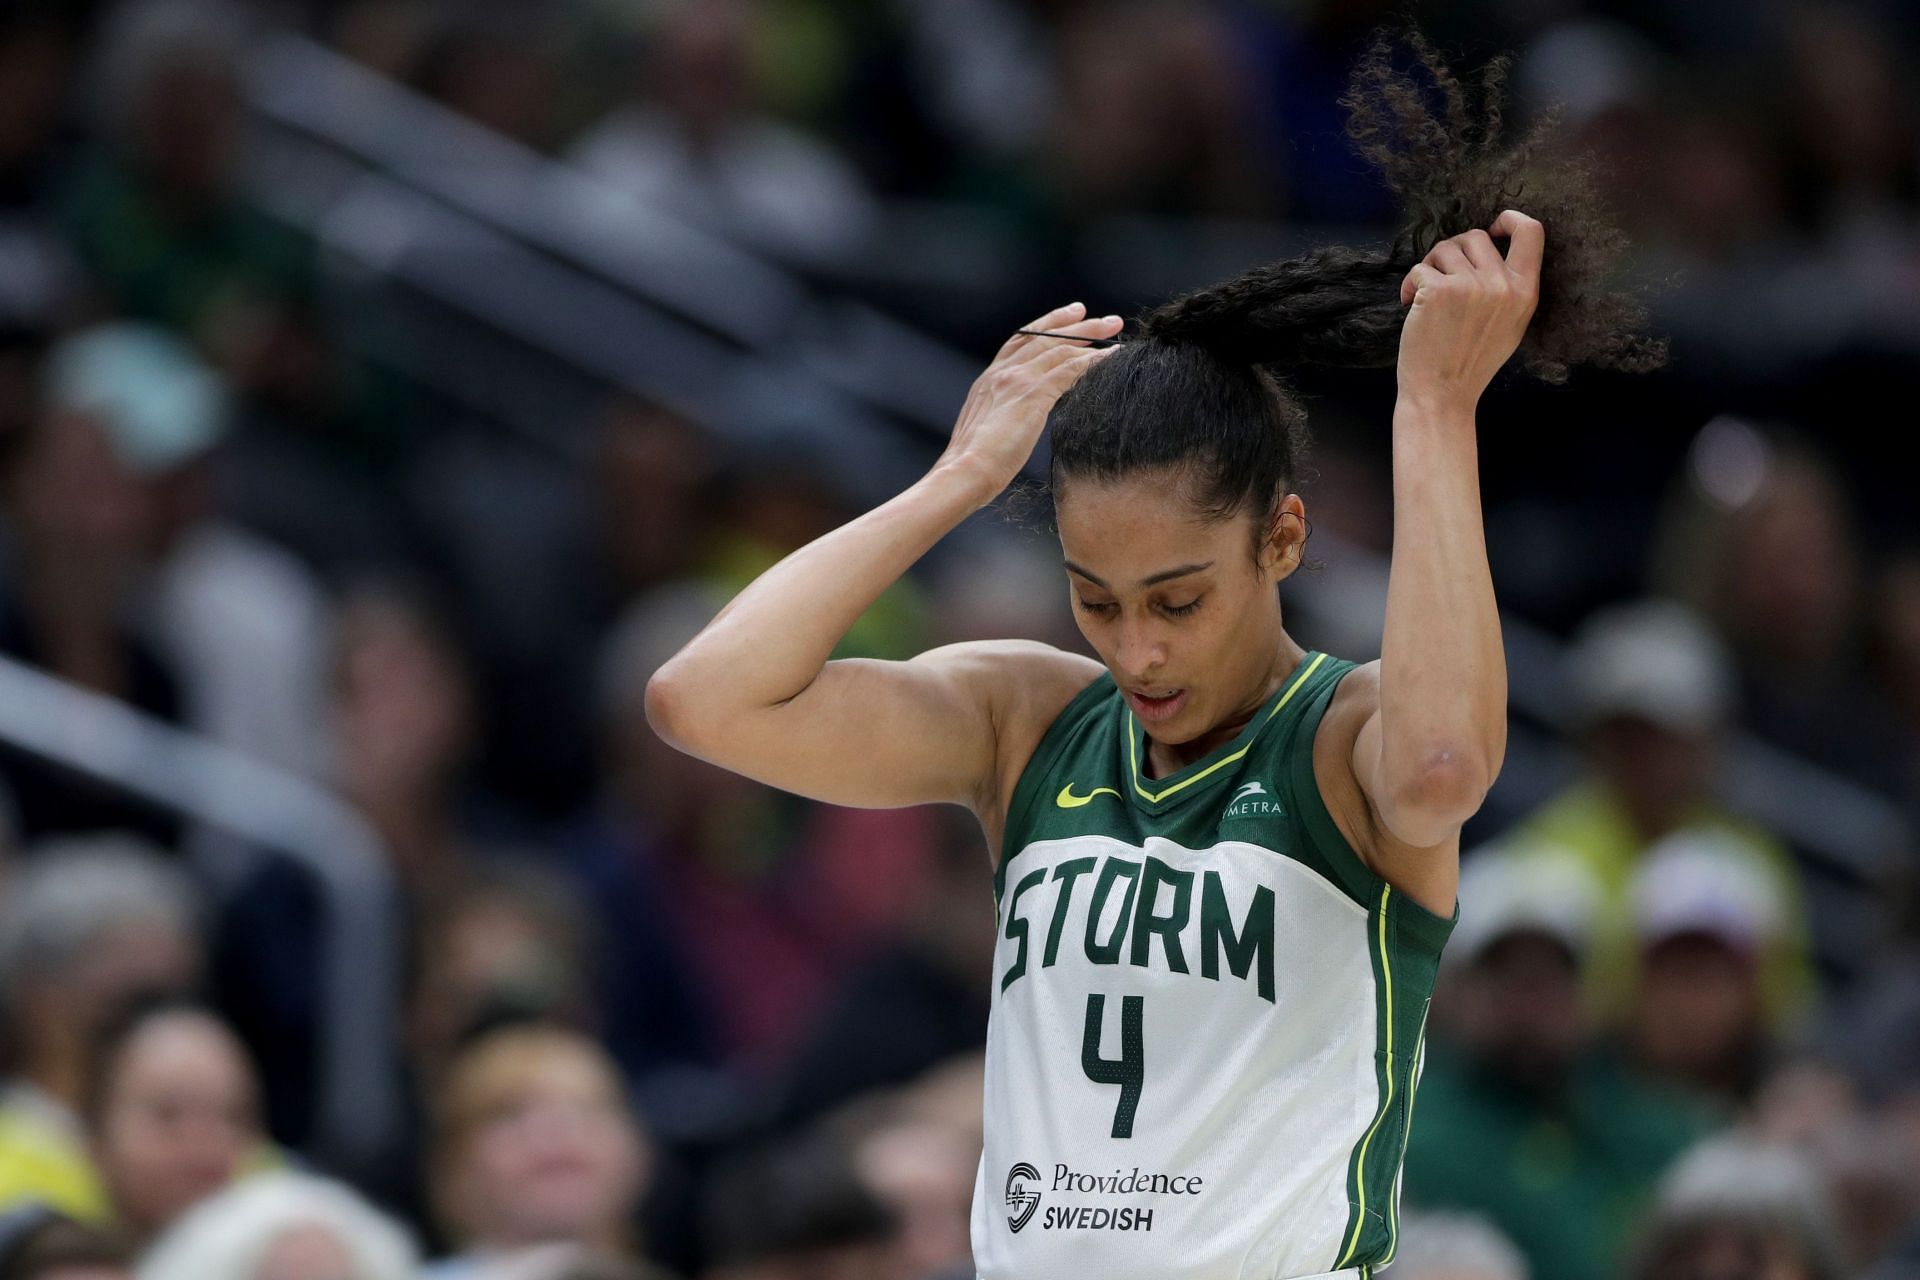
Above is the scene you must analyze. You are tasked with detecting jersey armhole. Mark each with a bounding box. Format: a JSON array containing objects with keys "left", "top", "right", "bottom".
[
  {"left": 1282, "top": 665, "right": 1459, "bottom": 955},
  {"left": 993, "top": 671, "right": 1113, "bottom": 902}
]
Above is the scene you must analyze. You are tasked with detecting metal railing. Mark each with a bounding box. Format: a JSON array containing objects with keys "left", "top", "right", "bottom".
[{"left": 0, "top": 656, "right": 400, "bottom": 1174}]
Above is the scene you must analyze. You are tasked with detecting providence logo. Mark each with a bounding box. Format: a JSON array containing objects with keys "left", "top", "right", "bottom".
[{"left": 1005, "top": 1162, "right": 1041, "bottom": 1233}]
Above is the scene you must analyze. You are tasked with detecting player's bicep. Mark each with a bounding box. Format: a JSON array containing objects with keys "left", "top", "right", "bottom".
[{"left": 680, "top": 646, "right": 1001, "bottom": 811}]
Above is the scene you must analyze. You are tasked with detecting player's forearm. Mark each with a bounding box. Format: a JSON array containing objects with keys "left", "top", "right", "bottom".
[
  {"left": 1374, "top": 396, "right": 1507, "bottom": 826},
  {"left": 645, "top": 461, "right": 995, "bottom": 747}
]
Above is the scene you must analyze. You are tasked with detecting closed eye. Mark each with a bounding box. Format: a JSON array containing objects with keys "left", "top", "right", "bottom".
[
  {"left": 1074, "top": 597, "right": 1118, "bottom": 616},
  {"left": 1159, "top": 598, "right": 1202, "bottom": 617}
]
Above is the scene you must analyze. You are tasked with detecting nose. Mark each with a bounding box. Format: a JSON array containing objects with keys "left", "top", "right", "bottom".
[{"left": 1115, "top": 617, "right": 1168, "bottom": 681}]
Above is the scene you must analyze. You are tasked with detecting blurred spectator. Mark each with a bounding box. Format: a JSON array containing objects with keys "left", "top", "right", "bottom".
[
  {"left": 1517, "top": 598, "right": 1814, "bottom": 1029},
  {"left": 1386, "top": 1209, "right": 1528, "bottom": 1280},
  {"left": 1802, "top": 1115, "right": 1920, "bottom": 1279},
  {"left": 1038, "top": 0, "right": 1274, "bottom": 222},
  {"left": 86, "top": 1001, "right": 264, "bottom": 1247},
  {"left": 409, "top": 868, "right": 604, "bottom": 1094},
  {"left": 698, "top": 1130, "right": 900, "bottom": 1280},
  {"left": 457, "top": 399, "right": 721, "bottom": 820},
  {"left": 1651, "top": 420, "right": 1916, "bottom": 799},
  {"left": 137, "top": 1171, "right": 417, "bottom": 1280},
  {"left": 0, "top": 839, "right": 201, "bottom": 1220},
  {"left": 0, "top": 347, "right": 183, "bottom": 844},
  {"left": 1810, "top": 902, "right": 1920, "bottom": 1275},
  {"left": 701, "top": 453, "right": 932, "bottom": 663},
  {"left": 1623, "top": 830, "right": 1797, "bottom": 1106},
  {"left": 773, "top": 811, "right": 993, "bottom": 1125},
  {"left": 427, "top": 1025, "right": 655, "bottom": 1278},
  {"left": 1774, "top": 8, "right": 1920, "bottom": 241},
  {"left": 43, "top": 322, "right": 334, "bottom": 777},
  {"left": 574, "top": 579, "right": 936, "bottom": 1078},
  {"left": 1622, "top": 1134, "right": 1844, "bottom": 1280},
  {"left": 1403, "top": 845, "right": 1720, "bottom": 1280},
  {"left": 570, "top": 0, "right": 878, "bottom": 265},
  {"left": 824, "top": 1065, "right": 981, "bottom": 1280},
  {"left": 592, "top": 403, "right": 715, "bottom": 609},
  {"left": 217, "top": 579, "right": 481, "bottom": 1146},
  {"left": 61, "top": 0, "right": 333, "bottom": 414},
  {"left": 329, "top": 584, "right": 482, "bottom": 898}
]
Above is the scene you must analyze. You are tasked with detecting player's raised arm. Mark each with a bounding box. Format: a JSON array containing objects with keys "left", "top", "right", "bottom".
[
  {"left": 1349, "top": 211, "right": 1544, "bottom": 849},
  {"left": 644, "top": 303, "right": 1118, "bottom": 812}
]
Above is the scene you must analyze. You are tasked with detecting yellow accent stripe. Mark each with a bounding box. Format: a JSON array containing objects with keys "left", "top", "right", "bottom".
[
  {"left": 1127, "top": 652, "right": 1327, "bottom": 804},
  {"left": 1338, "top": 883, "right": 1396, "bottom": 1269}
]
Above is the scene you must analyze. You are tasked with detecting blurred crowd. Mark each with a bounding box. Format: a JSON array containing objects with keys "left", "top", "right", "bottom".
[{"left": 0, "top": 0, "right": 1918, "bottom": 1279}]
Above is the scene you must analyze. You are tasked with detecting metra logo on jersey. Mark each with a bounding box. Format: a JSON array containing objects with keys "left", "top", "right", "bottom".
[{"left": 1005, "top": 1160, "right": 1203, "bottom": 1233}]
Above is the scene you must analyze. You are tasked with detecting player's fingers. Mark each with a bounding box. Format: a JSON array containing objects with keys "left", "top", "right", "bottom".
[
  {"left": 1491, "top": 209, "right": 1545, "bottom": 280},
  {"left": 995, "top": 301, "right": 1088, "bottom": 362},
  {"left": 1456, "top": 228, "right": 1505, "bottom": 273},
  {"left": 1400, "top": 262, "right": 1444, "bottom": 307},
  {"left": 1022, "top": 343, "right": 1115, "bottom": 394},
  {"left": 1025, "top": 339, "right": 1113, "bottom": 379},
  {"left": 1426, "top": 241, "right": 1473, "bottom": 276},
  {"left": 1005, "top": 313, "right": 1124, "bottom": 366}
]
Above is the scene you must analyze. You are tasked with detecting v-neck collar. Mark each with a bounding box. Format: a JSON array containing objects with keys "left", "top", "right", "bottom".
[{"left": 1121, "top": 651, "right": 1328, "bottom": 814}]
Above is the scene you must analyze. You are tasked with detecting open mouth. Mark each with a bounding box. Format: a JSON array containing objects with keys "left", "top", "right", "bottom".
[{"left": 1125, "top": 688, "right": 1188, "bottom": 723}]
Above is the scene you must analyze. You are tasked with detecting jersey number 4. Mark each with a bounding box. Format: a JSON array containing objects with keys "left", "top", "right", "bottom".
[{"left": 1082, "top": 994, "right": 1144, "bottom": 1138}]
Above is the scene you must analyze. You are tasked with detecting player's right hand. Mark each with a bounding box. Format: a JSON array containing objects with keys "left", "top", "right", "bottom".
[{"left": 936, "top": 302, "right": 1122, "bottom": 498}]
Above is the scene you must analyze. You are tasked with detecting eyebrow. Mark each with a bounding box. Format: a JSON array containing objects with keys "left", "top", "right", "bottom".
[{"left": 1064, "top": 560, "right": 1214, "bottom": 589}]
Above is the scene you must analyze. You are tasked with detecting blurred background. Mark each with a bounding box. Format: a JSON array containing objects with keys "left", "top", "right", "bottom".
[{"left": 0, "top": 0, "right": 1916, "bottom": 1278}]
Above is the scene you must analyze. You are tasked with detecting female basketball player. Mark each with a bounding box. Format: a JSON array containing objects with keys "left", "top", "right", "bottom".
[{"left": 646, "top": 34, "right": 1662, "bottom": 1280}]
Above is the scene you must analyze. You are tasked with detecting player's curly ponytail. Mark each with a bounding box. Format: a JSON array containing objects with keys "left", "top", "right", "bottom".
[{"left": 1048, "top": 28, "right": 1666, "bottom": 530}]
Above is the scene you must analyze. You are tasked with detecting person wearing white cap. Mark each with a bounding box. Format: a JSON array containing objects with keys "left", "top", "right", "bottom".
[
  {"left": 1402, "top": 844, "right": 1721, "bottom": 1280},
  {"left": 38, "top": 321, "right": 334, "bottom": 779},
  {"left": 1623, "top": 830, "right": 1792, "bottom": 1105},
  {"left": 1514, "top": 598, "right": 1813, "bottom": 1033}
]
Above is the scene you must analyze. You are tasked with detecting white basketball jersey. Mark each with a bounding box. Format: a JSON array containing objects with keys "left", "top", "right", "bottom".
[{"left": 972, "top": 653, "right": 1457, "bottom": 1280}]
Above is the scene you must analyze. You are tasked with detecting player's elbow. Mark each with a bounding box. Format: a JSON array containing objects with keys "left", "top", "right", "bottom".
[
  {"left": 643, "top": 661, "right": 704, "bottom": 753},
  {"left": 1379, "top": 748, "right": 1492, "bottom": 845}
]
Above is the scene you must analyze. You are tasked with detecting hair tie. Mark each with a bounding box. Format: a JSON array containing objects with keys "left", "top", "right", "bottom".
[{"left": 1014, "top": 328, "right": 1126, "bottom": 349}]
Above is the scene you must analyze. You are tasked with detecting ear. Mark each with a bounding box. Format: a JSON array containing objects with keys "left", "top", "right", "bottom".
[{"left": 1260, "top": 495, "right": 1307, "bottom": 581}]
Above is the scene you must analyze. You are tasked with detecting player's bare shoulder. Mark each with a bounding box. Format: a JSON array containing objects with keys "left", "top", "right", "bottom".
[{"left": 916, "top": 638, "right": 1103, "bottom": 845}]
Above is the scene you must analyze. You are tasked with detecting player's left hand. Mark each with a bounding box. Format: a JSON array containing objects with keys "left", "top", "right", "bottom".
[{"left": 1395, "top": 209, "right": 1543, "bottom": 411}]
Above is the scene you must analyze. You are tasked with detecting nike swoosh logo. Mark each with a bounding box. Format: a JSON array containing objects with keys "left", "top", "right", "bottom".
[{"left": 1056, "top": 784, "right": 1121, "bottom": 808}]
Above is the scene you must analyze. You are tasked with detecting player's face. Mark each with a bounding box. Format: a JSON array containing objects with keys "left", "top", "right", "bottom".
[{"left": 1055, "top": 470, "right": 1301, "bottom": 747}]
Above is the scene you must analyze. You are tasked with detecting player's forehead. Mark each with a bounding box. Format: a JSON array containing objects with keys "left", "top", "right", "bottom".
[{"left": 1055, "top": 475, "right": 1238, "bottom": 589}]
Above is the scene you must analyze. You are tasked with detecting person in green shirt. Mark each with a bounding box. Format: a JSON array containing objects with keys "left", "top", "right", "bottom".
[{"left": 1403, "top": 845, "right": 1724, "bottom": 1280}]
